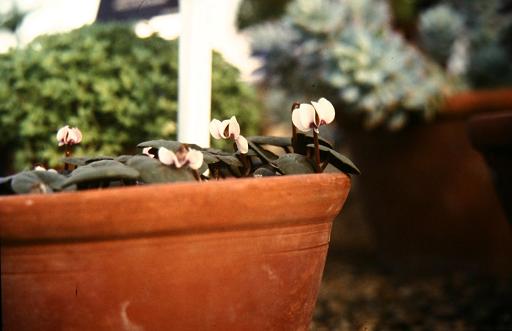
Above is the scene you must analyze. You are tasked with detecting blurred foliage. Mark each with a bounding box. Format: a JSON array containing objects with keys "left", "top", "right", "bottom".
[
  {"left": 236, "top": 0, "right": 291, "bottom": 30},
  {"left": 0, "top": 23, "right": 261, "bottom": 173},
  {"left": 0, "top": 5, "right": 25, "bottom": 32},
  {"left": 418, "top": 0, "right": 512, "bottom": 87},
  {"left": 249, "top": 0, "right": 456, "bottom": 131},
  {"left": 419, "top": 5, "right": 464, "bottom": 66}
]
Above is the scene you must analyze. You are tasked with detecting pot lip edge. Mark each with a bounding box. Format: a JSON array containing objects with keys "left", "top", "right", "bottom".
[{"left": 0, "top": 172, "right": 350, "bottom": 202}]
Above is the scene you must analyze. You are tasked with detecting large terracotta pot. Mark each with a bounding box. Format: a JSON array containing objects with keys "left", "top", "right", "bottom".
[
  {"left": 468, "top": 111, "right": 512, "bottom": 223},
  {"left": 0, "top": 173, "right": 351, "bottom": 331},
  {"left": 336, "top": 90, "right": 512, "bottom": 274}
]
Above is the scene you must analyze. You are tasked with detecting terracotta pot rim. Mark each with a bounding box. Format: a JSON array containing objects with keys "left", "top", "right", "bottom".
[{"left": 0, "top": 173, "right": 351, "bottom": 244}]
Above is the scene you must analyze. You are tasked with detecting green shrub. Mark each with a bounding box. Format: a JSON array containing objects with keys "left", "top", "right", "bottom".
[{"left": 0, "top": 23, "right": 261, "bottom": 173}]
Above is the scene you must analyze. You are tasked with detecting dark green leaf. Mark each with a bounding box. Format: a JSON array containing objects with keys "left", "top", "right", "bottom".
[
  {"left": 126, "top": 155, "right": 195, "bottom": 183},
  {"left": 275, "top": 153, "right": 315, "bottom": 175},
  {"left": 11, "top": 170, "right": 68, "bottom": 194},
  {"left": 137, "top": 140, "right": 203, "bottom": 152},
  {"left": 216, "top": 155, "right": 243, "bottom": 168},
  {"left": 61, "top": 157, "right": 88, "bottom": 166},
  {"left": 202, "top": 152, "right": 221, "bottom": 165},
  {"left": 61, "top": 160, "right": 140, "bottom": 188},
  {"left": 85, "top": 156, "right": 115, "bottom": 163},
  {"left": 294, "top": 132, "right": 334, "bottom": 154},
  {"left": 306, "top": 144, "right": 360, "bottom": 175},
  {"left": 115, "top": 155, "right": 133, "bottom": 163},
  {"left": 253, "top": 167, "right": 278, "bottom": 177}
]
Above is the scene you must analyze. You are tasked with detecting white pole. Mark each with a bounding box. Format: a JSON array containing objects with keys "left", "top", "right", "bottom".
[{"left": 178, "top": 0, "right": 212, "bottom": 148}]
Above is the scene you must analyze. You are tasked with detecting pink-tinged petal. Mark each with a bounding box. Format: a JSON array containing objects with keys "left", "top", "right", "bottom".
[
  {"left": 209, "top": 119, "right": 223, "bottom": 140},
  {"left": 67, "top": 129, "right": 80, "bottom": 145},
  {"left": 142, "top": 147, "right": 154, "bottom": 158},
  {"left": 186, "top": 149, "right": 204, "bottom": 170},
  {"left": 72, "top": 127, "right": 83, "bottom": 144},
  {"left": 235, "top": 135, "right": 249, "bottom": 154},
  {"left": 56, "top": 125, "right": 69, "bottom": 143},
  {"left": 292, "top": 104, "right": 315, "bottom": 132},
  {"left": 228, "top": 116, "right": 240, "bottom": 139},
  {"left": 313, "top": 97, "right": 335, "bottom": 125},
  {"left": 292, "top": 108, "right": 304, "bottom": 131},
  {"left": 219, "top": 119, "right": 231, "bottom": 139},
  {"left": 158, "top": 147, "right": 177, "bottom": 166}
]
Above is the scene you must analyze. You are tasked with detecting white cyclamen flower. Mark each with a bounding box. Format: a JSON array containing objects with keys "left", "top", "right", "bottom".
[
  {"left": 56, "top": 125, "right": 82, "bottom": 146},
  {"left": 292, "top": 97, "right": 336, "bottom": 133},
  {"left": 209, "top": 116, "right": 248, "bottom": 154},
  {"left": 142, "top": 147, "right": 155, "bottom": 158},
  {"left": 34, "top": 165, "right": 58, "bottom": 173},
  {"left": 158, "top": 146, "right": 203, "bottom": 170}
]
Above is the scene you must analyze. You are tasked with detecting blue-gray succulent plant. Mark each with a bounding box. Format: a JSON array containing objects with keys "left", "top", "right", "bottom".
[{"left": 249, "top": 0, "right": 456, "bottom": 131}]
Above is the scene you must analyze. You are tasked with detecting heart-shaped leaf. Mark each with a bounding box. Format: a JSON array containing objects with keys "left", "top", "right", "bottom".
[
  {"left": 85, "top": 156, "right": 115, "bottom": 164},
  {"left": 11, "top": 171, "right": 68, "bottom": 194},
  {"left": 216, "top": 155, "right": 242, "bottom": 168},
  {"left": 61, "top": 156, "right": 115, "bottom": 166},
  {"left": 275, "top": 153, "right": 315, "bottom": 175},
  {"left": 126, "top": 155, "right": 196, "bottom": 183},
  {"left": 115, "top": 155, "right": 134, "bottom": 163},
  {"left": 294, "top": 132, "right": 334, "bottom": 154},
  {"left": 137, "top": 140, "right": 203, "bottom": 152},
  {"left": 253, "top": 167, "right": 278, "bottom": 177},
  {"left": 201, "top": 152, "right": 221, "bottom": 165},
  {"left": 306, "top": 144, "right": 360, "bottom": 175},
  {"left": 61, "top": 160, "right": 140, "bottom": 188},
  {"left": 61, "top": 157, "right": 88, "bottom": 166}
]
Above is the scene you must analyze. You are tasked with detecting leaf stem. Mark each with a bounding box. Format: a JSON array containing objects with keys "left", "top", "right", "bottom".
[
  {"left": 64, "top": 145, "right": 71, "bottom": 171},
  {"left": 290, "top": 102, "right": 300, "bottom": 152},
  {"left": 192, "top": 169, "right": 201, "bottom": 182},
  {"left": 312, "top": 130, "right": 322, "bottom": 173}
]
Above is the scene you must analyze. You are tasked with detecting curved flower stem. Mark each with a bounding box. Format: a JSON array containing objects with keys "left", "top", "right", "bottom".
[
  {"left": 247, "top": 140, "right": 283, "bottom": 175},
  {"left": 240, "top": 154, "right": 251, "bottom": 176},
  {"left": 312, "top": 130, "right": 322, "bottom": 173},
  {"left": 64, "top": 146, "right": 71, "bottom": 172},
  {"left": 290, "top": 102, "right": 300, "bottom": 152},
  {"left": 192, "top": 169, "right": 201, "bottom": 182}
]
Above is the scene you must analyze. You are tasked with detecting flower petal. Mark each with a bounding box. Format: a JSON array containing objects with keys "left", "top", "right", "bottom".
[
  {"left": 67, "top": 129, "right": 79, "bottom": 145},
  {"left": 209, "top": 119, "right": 223, "bottom": 140},
  {"left": 186, "top": 149, "right": 204, "bottom": 170},
  {"left": 228, "top": 116, "right": 240, "bottom": 139},
  {"left": 72, "top": 127, "right": 83, "bottom": 144},
  {"left": 219, "top": 120, "right": 231, "bottom": 139},
  {"left": 56, "top": 125, "right": 69, "bottom": 143},
  {"left": 235, "top": 135, "right": 249, "bottom": 154},
  {"left": 158, "top": 147, "right": 177, "bottom": 166},
  {"left": 292, "top": 104, "right": 315, "bottom": 132},
  {"left": 34, "top": 165, "right": 46, "bottom": 171},
  {"left": 313, "top": 97, "right": 335, "bottom": 125},
  {"left": 142, "top": 147, "right": 154, "bottom": 158}
]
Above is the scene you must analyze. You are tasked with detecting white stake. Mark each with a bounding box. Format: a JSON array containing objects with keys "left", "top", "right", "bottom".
[{"left": 178, "top": 0, "right": 212, "bottom": 148}]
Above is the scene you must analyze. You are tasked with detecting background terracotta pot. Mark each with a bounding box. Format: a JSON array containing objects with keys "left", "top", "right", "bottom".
[
  {"left": 441, "top": 88, "right": 512, "bottom": 116},
  {"left": 334, "top": 90, "right": 512, "bottom": 274},
  {"left": 468, "top": 110, "right": 512, "bottom": 223},
  {"left": 0, "top": 173, "right": 351, "bottom": 331}
]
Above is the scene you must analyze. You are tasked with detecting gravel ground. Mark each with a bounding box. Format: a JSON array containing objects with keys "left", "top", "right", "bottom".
[{"left": 311, "top": 254, "right": 512, "bottom": 331}]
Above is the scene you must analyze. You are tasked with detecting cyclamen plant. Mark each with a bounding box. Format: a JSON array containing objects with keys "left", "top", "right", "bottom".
[{"left": 0, "top": 98, "right": 359, "bottom": 195}]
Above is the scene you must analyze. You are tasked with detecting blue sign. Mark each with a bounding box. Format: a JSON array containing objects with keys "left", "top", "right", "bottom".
[{"left": 97, "top": 0, "right": 179, "bottom": 22}]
